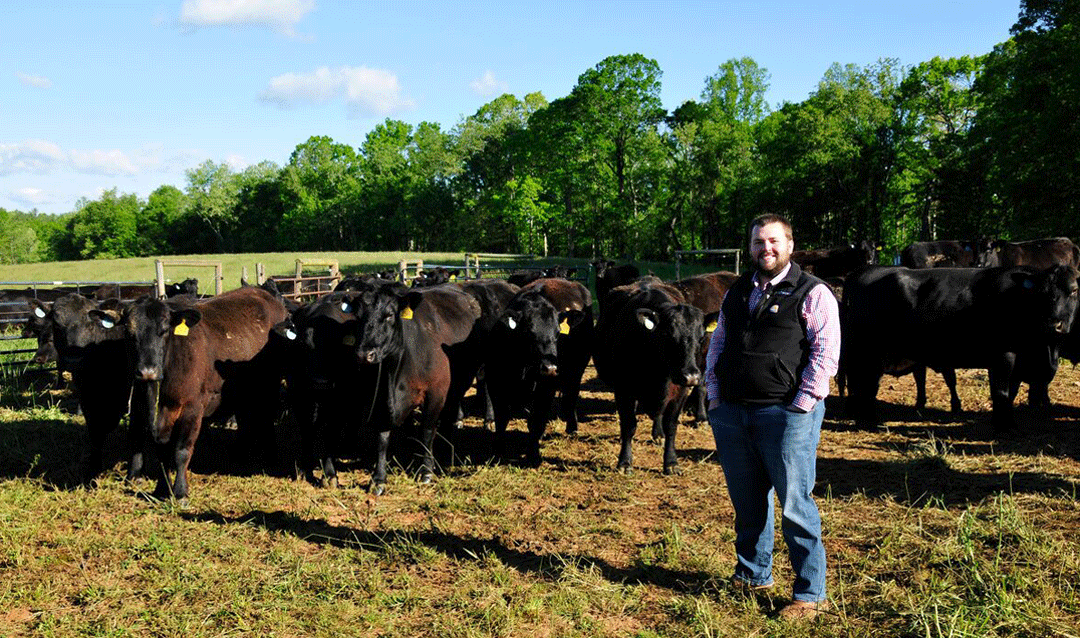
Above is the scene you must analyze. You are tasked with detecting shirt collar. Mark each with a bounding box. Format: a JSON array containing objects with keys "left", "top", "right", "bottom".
[{"left": 754, "top": 262, "right": 792, "bottom": 290}]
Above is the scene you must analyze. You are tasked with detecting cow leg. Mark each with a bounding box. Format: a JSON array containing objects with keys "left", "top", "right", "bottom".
[
  {"left": 661, "top": 388, "right": 687, "bottom": 475},
  {"left": 370, "top": 429, "right": 392, "bottom": 496},
  {"left": 169, "top": 406, "right": 204, "bottom": 501},
  {"left": 418, "top": 392, "right": 448, "bottom": 484},
  {"left": 988, "top": 355, "right": 1018, "bottom": 435},
  {"left": 477, "top": 371, "right": 496, "bottom": 431},
  {"left": 525, "top": 377, "right": 557, "bottom": 468},
  {"left": 1025, "top": 345, "right": 1058, "bottom": 409},
  {"left": 558, "top": 342, "right": 588, "bottom": 435},
  {"left": 149, "top": 402, "right": 183, "bottom": 499},
  {"left": 688, "top": 385, "right": 707, "bottom": 425},
  {"left": 126, "top": 380, "right": 157, "bottom": 481},
  {"left": 913, "top": 365, "right": 927, "bottom": 410},
  {"left": 941, "top": 369, "right": 962, "bottom": 413},
  {"left": 615, "top": 390, "right": 638, "bottom": 473},
  {"left": 650, "top": 414, "right": 663, "bottom": 444}
]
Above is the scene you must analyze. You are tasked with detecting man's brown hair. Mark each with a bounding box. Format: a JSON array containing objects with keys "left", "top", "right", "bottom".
[{"left": 748, "top": 213, "right": 793, "bottom": 241}]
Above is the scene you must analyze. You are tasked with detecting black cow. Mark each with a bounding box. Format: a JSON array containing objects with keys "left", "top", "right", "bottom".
[
  {"left": 593, "top": 260, "right": 641, "bottom": 316},
  {"left": 979, "top": 237, "right": 1080, "bottom": 269},
  {"left": 412, "top": 267, "right": 461, "bottom": 287},
  {"left": 843, "top": 265, "right": 1079, "bottom": 434},
  {"left": 520, "top": 278, "right": 593, "bottom": 436},
  {"left": 506, "top": 266, "right": 580, "bottom": 288},
  {"left": 118, "top": 287, "right": 288, "bottom": 499},
  {"left": 791, "top": 240, "right": 878, "bottom": 279},
  {"left": 899, "top": 239, "right": 995, "bottom": 269},
  {"left": 163, "top": 278, "right": 199, "bottom": 297},
  {"left": 30, "top": 295, "right": 145, "bottom": 480},
  {"left": 342, "top": 282, "right": 480, "bottom": 493},
  {"left": 484, "top": 288, "right": 561, "bottom": 465},
  {"left": 457, "top": 279, "right": 521, "bottom": 428},
  {"left": 669, "top": 272, "right": 738, "bottom": 425},
  {"left": 594, "top": 280, "right": 704, "bottom": 474}
]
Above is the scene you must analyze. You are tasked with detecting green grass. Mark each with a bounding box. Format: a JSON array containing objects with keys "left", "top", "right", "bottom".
[{"left": 1, "top": 365, "right": 1079, "bottom": 637}]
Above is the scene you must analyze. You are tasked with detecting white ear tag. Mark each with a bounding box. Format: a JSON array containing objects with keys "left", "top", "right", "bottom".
[
  {"left": 769, "top": 305, "right": 780, "bottom": 313},
  {"left": 285, "top": 329, "right": 297, "bottom": 340},
  {"left": 34, "top": 307, "right": 46, "bottom": 318},
  {"left": 100, "top": 318, "right": 116, "bottom": 329},
  {"left": 507, "top": 317, "right": 517, "bottom": 330},
  {"left": 642, "top": 316, "right": 655, "bottom": 331},
  {"left": 341, "top": 302, "right": 352, "bottom": 312}
]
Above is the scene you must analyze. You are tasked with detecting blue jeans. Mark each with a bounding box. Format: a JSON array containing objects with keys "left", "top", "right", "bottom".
[{"left": 708, "top": 401, "right": 827, "bottom": 602}]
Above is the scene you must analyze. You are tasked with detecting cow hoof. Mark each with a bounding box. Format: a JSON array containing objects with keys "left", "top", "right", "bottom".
[
  {"left": 663, "top": 465, "right": 682, "bottom": 476},
  {"left": 453, "top": 420, "right": 464, "bottom": 430},
  {"left": 524, "top": 453, "right": 542, "bottom": 469},
  {"left": 565, "top": 424, "right": 578, "bottom": 436},
  {"left": 617, "top": 465, "right": 633, "bottom": 475},
  {"left": 320, "top": 476, "right": 339, "bottom": 489},
  {"left": 484, "top": 420, "right": 496, "bottom": 432},
  {"left": 419, "top": 472, "right": 434, "bottom": 485},
  {"left": 369, "top": 482, "right": 386, "bottom": 496}
]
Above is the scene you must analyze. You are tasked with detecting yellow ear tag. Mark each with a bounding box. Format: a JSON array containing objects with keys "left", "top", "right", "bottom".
[
  {"left": 173, "top": 320, "right": 189, "bottom": 336},
  {"left": 706, "top": 320, "right": 718, "bottom": 333},
  {"left": 449, "top": 275, "right": 457, "bottom": 282},
  {"left": 559, "top": 318, "right": 570, "bottom": 335},
  {"left": 401, "top": 307, "right": 414, "bottom": 320}
]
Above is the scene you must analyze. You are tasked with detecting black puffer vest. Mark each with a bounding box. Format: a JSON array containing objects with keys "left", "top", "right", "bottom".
[{"left": 716, "top": 262, "right": 822, "bottom": 405}]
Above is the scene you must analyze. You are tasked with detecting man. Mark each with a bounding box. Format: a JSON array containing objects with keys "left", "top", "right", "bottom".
[{"left": 704, "top": 213, "right": 840, "bottom": 621}]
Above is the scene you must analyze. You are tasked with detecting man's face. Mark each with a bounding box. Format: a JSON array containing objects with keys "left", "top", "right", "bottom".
[{"left": 750, "top": 221, "right": 793, "bottom": 278}]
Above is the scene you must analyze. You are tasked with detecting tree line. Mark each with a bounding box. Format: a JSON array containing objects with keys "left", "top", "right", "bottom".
[{"left": 2, "top": 1, "right": 1076, "bottom": 266}]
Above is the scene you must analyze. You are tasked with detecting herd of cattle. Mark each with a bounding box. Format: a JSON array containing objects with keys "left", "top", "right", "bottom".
[{"left": 3, "top": 236, "right": 1079, "bottom": 500}]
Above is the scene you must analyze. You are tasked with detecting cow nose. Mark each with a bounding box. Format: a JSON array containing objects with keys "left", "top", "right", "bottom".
[{"left": 138, "top": 367, "right": 161, "bottom": 381}]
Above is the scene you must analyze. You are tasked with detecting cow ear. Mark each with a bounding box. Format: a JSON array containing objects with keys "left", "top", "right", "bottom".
[
  {"left": 171, "top": 308, "right": 202, "bottom": 328},
  {"left": 703, "top": 311, "right": 720, "bottom": 333},
  {"left": 88, "top": 309, "right": 119, "bottom": 329},
  {"left": 636, "top": 308, "right": 659, "bottom": 331},
  {"left": 29, "top": 299, "right": 48, "bottom": 319},
  {"left": 399, "top": 291, "right": 423, "bottom": 319},
  {"left": 272, "top": 319, "right": 297, "bottom": 341}
]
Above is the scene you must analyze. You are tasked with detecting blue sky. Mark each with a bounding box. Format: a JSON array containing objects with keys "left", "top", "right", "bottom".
[{"left": 2, "top": 0, "right": 1021, "bottom": 215}]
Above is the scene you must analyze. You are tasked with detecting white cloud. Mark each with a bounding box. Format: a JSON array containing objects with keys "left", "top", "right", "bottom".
[
  {"left": 0, "top": 140, "right": 165, "bottom": 177},
  {"left": 17, "top": 72, "right": 53, "bottom": 89},
  {"left": 180, "top": 0, "right": 314, "bottom": 35},
  {"left": 470, "top": 70, "right": 508, "bottom": 97},
  {"left": 9, "top": 187, "right": 52, "bottom": 206},
  {"left": 260, "top": 66, "right": 416, "bottom": 117}
]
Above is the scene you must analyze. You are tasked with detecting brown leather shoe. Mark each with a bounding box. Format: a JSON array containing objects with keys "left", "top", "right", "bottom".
[{"left": 778, "top": 599, "right": 829, "bottom": 621}]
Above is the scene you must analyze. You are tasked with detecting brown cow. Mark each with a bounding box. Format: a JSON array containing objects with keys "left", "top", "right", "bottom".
[
  {"left": 981, "top": 237, "right": 1080, "bottom": 269},
  {"left": 116, "top": 286, "right": 288, "bottom": 499},
  {"left": 521, "top": 277, "right": 593, "bottom": 439}
]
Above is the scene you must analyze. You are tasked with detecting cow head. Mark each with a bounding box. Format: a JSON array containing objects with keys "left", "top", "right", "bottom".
[
  {"left": 47, "top": 294, "right": 126, "bottom": 370},
  {"left": 164, "top": 278, "right": 199, "bottom": 298},
  {"left": 290, "top": 292, "right": 369, "bottom": 386},
  {"left": 974, "top": 239, "right": 1006, "bottom": 268},
  {"left": 1044, "top": 265, "right": 1080, "bottom": 336},
  {"left": 23, "top": 300, "right": 57, "bottom": 366},
  {"left": 117, "top": 297, "right": 201, "bottom": 381},
  {"left": 496, "top": 289, "right": 559, "bottom": 378},
  {"left": 347, "top": 284, "right": 420, "bottom": 365},
  {"left": 635, "top": 301, "right": 705, "bottom": 387}
]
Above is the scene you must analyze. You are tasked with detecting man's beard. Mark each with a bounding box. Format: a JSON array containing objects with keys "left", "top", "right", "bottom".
[{"left": 754, "top": 252, "right": 790, "bottom": 278}]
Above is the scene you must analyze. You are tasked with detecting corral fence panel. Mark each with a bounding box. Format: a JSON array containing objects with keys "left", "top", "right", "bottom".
[{"left": 260, "top": 259, "right": 341, "bottom": 304}]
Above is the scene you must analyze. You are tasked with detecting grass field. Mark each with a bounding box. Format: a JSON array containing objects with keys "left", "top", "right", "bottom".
[{"left": 1, "top": 360, "right": 1079, "bottom": 637}]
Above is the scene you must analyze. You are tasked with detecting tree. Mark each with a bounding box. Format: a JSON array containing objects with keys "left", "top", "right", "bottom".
[
  {"left": 0, "top": 209, "right": 41, "bottom": 264},
  {"left": 68, "top": 189, "right": 142, "bottom": 259},
  {"left": 279, "top": 136, "right": 360, "bottom": 250},
  {"left": 139, "top": 185, "right": 187, "bottom": 255},
  {"left": 183, "top": 160, "right": 240, "bottom": 253},
  {"left": 972, "top": 0, "right": 1080, "bottom": 237}
]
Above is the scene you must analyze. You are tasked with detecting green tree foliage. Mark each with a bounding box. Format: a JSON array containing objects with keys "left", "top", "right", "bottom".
[
  {"left": 183, "top": 160, "right": 240, "bottom": 253},
  {"left": 0, "top": 209, "right": 42, "bottom": 264},
  {"left": 66, "top": 189, "right": 142, "bottom": 259},
  {"left": 973, "top": 0, "right": 1080, "bottom": 237}
]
